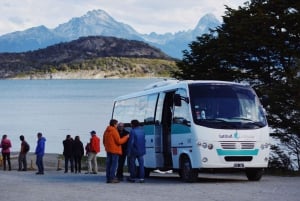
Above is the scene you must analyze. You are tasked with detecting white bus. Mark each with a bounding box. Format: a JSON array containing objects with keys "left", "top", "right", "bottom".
[{"left": 112, "top": 80, "right": 270, "bottom": 182}]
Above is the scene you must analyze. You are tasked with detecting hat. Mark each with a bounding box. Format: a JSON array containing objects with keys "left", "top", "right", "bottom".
[{"left": 90, "top": 130, "right": 96, "bottom": 135}]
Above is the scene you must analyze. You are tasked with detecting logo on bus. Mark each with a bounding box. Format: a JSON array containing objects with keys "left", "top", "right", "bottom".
[
  {"left": 219, "top": 131, "right": 239, "bottom": 139},
  {"left": 233, "top": 131, "right": 239, "bottom": 139}
]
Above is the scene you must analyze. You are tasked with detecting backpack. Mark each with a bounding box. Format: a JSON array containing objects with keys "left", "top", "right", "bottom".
[{"left": 24, "top": 142, "right": 30, "bottom": 153}]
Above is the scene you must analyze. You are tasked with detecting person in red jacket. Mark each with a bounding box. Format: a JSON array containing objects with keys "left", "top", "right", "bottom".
[
  {"left": 1, "top": 134, "right": 12, "bottom": 171},
  {"left": 86, "top": 130, "right": 100, "bottom": 174},
  {"left": 103, "top": 119, "right": 129, "bottom": 183}
]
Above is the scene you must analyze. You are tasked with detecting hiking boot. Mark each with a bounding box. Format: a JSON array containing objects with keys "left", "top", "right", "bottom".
[
  {"left": 127, "top": 177, "right": 135, "bottom": 183},
  {"left": 107, "top": 178, "right": 120, "bottom": 183}
]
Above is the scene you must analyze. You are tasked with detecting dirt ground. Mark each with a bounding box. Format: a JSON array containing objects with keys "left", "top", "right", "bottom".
[{"left": 1, "top": 153, "right": 300, "bottom": 201}]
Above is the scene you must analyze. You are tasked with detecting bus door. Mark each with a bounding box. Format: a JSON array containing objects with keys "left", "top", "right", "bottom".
[
  {"left": 171, "top": 89, "right": 192, "bottom": 168},
  {"left": 155, "top": 91, "right": 175, "bottom": 169}
]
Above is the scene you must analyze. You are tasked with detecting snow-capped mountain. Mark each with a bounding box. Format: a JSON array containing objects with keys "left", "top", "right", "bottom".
[
  {"left": 0, "top": 9, "right": 220, "bottom": 58},
  {"left": 53, "top": 10, "right": 142, "bottom": 41}
]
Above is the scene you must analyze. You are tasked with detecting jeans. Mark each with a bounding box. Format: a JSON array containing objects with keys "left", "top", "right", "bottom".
[
  {"left": 128, "top": 155, "right": 144, "bottom": 179},
  {"left": 106, "top": 152, "right": 119, "bottom": 181},
  {"left": 36, "top": 155, "right": 44, "bottom": 173}
]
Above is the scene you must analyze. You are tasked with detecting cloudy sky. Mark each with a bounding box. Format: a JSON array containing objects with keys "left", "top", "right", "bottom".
[{"left": 0, "top": 0, "right": 247, "bottom": 36}]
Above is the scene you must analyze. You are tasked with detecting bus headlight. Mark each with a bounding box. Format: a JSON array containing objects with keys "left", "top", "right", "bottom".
[{"left": 198, "top": 142, "right": 214, "bottom": 150}]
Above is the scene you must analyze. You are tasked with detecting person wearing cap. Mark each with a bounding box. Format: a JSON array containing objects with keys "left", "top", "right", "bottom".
[
  {"left": 86, "top": 130, "right": 100, "bottom": 174},
  {"left": 103, "top": 119, "right": 129, "bottom": 183}
]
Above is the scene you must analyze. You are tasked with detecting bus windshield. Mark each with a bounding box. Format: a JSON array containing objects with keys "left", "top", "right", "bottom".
[{"left": 188, "top": 83, "right": 267, "bottom": 129}]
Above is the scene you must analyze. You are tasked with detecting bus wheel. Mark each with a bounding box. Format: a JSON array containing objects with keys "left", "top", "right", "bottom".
[
  {"left": 245, "top": 168, "right": 263, "bottom": 181},
  {"left": 180, "top": 156, "right": 198, "bottom": 182}
]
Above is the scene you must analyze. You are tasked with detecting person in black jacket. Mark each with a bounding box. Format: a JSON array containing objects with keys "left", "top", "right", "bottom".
[
  {"left": 73, "top": 136, "right": 84, "bottom": 173},
  {"left": 63, "top": 135, "right": 74, "bottom": 173},
  {"left": 116, "top": 122, "right": 129, "bottom": 180}
]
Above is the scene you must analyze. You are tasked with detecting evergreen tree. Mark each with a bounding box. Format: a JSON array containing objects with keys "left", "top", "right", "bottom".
[{"left": 173, "top": 0, "right": 300, "bottom": 171}]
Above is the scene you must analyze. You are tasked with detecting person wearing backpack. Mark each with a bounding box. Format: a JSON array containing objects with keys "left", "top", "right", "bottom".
[
  {"left": 18, "top": 135, "right": 29, "bottom": 171},
  {"left": 1, "top": 134, "right": 12, "bottom": 171}
]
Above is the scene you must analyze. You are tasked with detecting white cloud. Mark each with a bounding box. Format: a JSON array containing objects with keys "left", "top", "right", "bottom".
[{"left": 0, "top": 0, "right": 246, "bottom": 35}]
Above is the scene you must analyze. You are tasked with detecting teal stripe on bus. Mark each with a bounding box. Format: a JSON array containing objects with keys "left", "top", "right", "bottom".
[{"left": 216, "top": 149, "right": 259, "bottom": 156}]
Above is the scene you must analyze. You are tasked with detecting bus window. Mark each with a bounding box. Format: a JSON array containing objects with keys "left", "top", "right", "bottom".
[
  {"left": 113, "top": 96, "right": 146, "bottom": 124},
  {"left": 189, "top": 83, "right": 267, "bottom": 129},
  {"left": 144, "top": 94, "right": 158, "bottom": 125},
  {"left": 113, "top": 94, "right": 158, "bottom": 125}
]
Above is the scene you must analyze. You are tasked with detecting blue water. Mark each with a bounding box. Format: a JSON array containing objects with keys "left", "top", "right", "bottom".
[{"left": 0, "top": 78, "right": 162, "bottom": 155}]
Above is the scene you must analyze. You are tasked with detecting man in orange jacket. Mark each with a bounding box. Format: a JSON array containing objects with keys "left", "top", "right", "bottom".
[
  {"left": 103, "top": 119, "right": 129, "bottom": 183},
  {"left": 86, "top": 130, "right": 100, "bottom": 174}
]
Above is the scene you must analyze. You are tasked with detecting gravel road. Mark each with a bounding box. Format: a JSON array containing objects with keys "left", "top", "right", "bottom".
[{"left": 0, "top": 170, "right": 299, "bottom": 201}]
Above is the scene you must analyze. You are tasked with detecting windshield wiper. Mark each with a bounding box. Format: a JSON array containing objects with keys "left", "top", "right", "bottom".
[
  {"left": 201, "top": 118, "right": 227, "bottom": 122},
  {"left": 231, "top": 117, "right": 264, "bottom": 128},
  {"left": 200, "top": 118, "right": 237, "bottom": 129},
  {"left": 231, "top": 117, "right": 254, "bottom": 122}
]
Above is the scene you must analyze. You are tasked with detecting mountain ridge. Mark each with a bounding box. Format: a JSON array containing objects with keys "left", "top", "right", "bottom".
[{"left": 0, "top": 35, "right": 177, "bottom": 79}]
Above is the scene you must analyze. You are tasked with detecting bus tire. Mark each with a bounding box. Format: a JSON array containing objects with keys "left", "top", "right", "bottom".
[
  {"left": 180, "top": 155, "right": 198, "bottom": 182},
  {"left": 245, "top": 168, "right": 263, "bottom": 181}
]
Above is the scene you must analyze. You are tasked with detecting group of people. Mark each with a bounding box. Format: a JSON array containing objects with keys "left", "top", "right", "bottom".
[
  {"left": 62, "top": 118, "right": 146, "bottom": 184},
  {"left": 1, "top": 118, "right": 146, "bottom": 184},
  {"left": 103, "top": 119, "right": 146, "bottom": 183},
  {"left": 0, "top": 132, "right": 46, "bottom": 175},
  {"left": 62, "top": 131, "right": 100, "bottom": 174}
]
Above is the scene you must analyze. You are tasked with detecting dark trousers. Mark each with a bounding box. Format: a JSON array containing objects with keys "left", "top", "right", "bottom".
[
  {"left": 128, "top": 155, "right": 144, "bottom": 179},
  {"left": 18, "top": 152, "right": 27, "bottom": 170},
  {"left": 36, "top": 155, "right": 44, "bottom": 173},
  {"left": 2, "top": 152, "right": 11, "bottom": 170},
  {"left": 74, "top": 155, "right": 82, "bottom": 173},
  {"left": 64, "top": 155, "right": 74, "bottom": 173},
  {"left": 116, "top": 154, "right": 127, "bottom": 179}
]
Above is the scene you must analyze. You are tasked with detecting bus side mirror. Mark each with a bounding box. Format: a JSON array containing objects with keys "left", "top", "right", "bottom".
[
  {"left": 174, "top": 94, "right": 189, "bottom": 106},
  {"left": 260, "top": 95, "right": 269, "bottom": 106}
]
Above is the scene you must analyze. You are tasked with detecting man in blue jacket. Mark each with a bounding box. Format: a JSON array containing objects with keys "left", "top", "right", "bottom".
[
  {"left": 35, "top": 132, "right": 46, "bottom": 175},
  {"left": 127, "top": 119, "right": 146, "bottom": 183}
]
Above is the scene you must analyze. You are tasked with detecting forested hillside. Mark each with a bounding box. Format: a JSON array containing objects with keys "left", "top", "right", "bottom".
[{"left": 0, "top": 36, "right": 177, "bottom": 79}]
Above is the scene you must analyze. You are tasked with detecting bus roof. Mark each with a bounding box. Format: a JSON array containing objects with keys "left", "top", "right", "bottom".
[{"left": 113, "top": 79, "right": 250, "bottom": 102}]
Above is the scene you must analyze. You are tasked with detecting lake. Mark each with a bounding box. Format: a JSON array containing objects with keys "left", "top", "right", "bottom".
[{"left": 0, "top": 78, "right": 162, "bottom": 155}]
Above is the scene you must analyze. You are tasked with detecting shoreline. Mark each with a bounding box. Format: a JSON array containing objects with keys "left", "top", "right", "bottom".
[
  {"left": 6, "top": 75, "right": 169, "bottom": 80},
  {"left": 1, "top": 152, "right": 61, "bottom": 171},
  {"left": 1, "top": 152, "right": 106, "bottom": 171}
]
